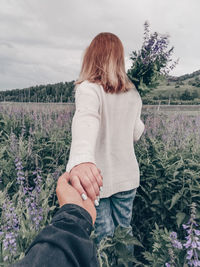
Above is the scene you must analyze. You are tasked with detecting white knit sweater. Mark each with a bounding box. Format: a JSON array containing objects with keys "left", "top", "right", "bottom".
[{"left": 66, "top": 80, "right": 145, "bottom": 198}]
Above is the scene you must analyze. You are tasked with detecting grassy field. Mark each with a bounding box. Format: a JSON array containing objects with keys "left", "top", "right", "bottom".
[
  {"left": 143, "top": 104, "right": 200, "bottom": 115},
  {"left": 1, "top": 101, "right": 200, "bottom": 113},
  {"left": 0, "top": 102, "right": 200, "bottom": 265}
]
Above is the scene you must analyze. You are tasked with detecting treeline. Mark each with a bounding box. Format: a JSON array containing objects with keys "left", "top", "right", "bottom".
[
  {"left": 153, "top": 89, "right": 200, "bottom": 101},
  {"left": 143, "top": 87, "right": 200, "bottom": 105},
  {"left": 0, "top": 81, "right": 75, "bottom": 103},
  {"left": 144, "top": 89, "right": 200, "bottom": 105},
  {"left": 0, "top": 72, "right": 200, "bottom": 104}
]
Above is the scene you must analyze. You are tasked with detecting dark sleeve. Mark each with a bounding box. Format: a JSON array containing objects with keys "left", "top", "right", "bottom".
[{"left": 10, "top": 204, "right": 99, "bottom": 267}]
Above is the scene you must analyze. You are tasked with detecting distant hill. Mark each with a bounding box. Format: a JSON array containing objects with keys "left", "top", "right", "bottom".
[
  {"left": 142, "top": 69, "right": 200, "bottom": 104},
  {"left": 168, "top": 69, "right": 200, "bottom": 82},
  {"left": 0, "top": 69, "right": 200, "bottom": 104}
]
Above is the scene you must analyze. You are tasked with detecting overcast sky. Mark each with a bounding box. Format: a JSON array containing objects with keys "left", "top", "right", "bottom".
[{"left": 0, "top": 0, "right": 199, "bottom": 91}]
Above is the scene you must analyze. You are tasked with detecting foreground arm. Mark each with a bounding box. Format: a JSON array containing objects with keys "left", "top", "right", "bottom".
[
  {"left": 10, "top": 172, "right": 99, "bottom": 267},
  {"left": 10, "top": 204, "right": 98, "bottom": 267}
]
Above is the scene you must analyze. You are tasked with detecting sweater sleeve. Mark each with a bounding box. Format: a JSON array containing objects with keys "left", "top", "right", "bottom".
[
  {"left": 133, "top": 96, "right": 145, "bottom": 142},
  {"left": 66, "top": 82, "right": 101, "bottom": 173}
]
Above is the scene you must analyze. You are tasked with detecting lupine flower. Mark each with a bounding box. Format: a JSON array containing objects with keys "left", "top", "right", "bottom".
[
  {"left": 10, "top": 132, "right": 18, "bottom": 154},
  {"left": 1, "top": 194, "right": 19, "bottom": 261},
  {"left": 26, "top": 167, "right": 44, "bottom": 231},
  {"left": 183, "top": 203, "right": 200, "bottom": 266},
  {"left": 14, "top": 158, "right": 25, "bottom": 184},
  {"left": 169, "top": 231, "right": 183, "bottom": 249},
  {"left": 165, "top": 248, "right": 176, "bottom": 267},
  {"left": 33, "top": 167, "right": 42, "bottom": 193},
  {"left": 140, "top": 21, "right": 177, "bottom": 75},
  {"left": 14, "top": 157, "right": 31, "bottom": 196}
]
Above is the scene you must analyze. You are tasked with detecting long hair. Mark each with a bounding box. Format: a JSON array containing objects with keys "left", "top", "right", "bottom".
[{"left": 75, "top": 32, "right": 134, "bottom": 94}]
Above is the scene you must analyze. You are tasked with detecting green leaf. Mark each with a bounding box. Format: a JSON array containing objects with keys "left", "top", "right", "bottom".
[
  {"left": 176, "top": 212, "right": 186, "bottom": 228},
  {"left": 169, "top": 192, "right": 181, "bottom": 210},
  {"left": 49, "top": 205, "right": 57, "bottom": 211},
  {"left": 152, "top": 199, "right": 160, "bottom": 205}
]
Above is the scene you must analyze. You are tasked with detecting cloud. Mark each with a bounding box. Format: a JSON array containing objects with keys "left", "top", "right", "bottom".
[{"left": 0, "top": 0, "right": 199, "bottom": 90}]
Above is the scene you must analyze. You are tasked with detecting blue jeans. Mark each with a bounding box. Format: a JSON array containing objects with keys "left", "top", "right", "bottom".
[{"left": 94, "top": 188, "right": 137, "bottom": 245}]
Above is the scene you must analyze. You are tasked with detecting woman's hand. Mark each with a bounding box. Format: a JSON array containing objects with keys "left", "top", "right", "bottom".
[
  {"left": 56, "top": 172, "right": 96, "bottom": 224},
  {"left": 69, "top": 162, "right": 103, "bottom": 205}
]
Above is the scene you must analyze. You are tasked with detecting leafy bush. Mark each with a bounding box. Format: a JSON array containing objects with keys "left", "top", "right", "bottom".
[
  {"left": 131, "top": 111, "right": 200, "bottom": 263},
  {"left": 93, "top": 226, "right": 144, "bottom": 267},
  {"left": 127, "top": 21, "right": 178, "bottom": 96},
  {"left": 143, "top": 203, "right": 200, "bottom": 266}
]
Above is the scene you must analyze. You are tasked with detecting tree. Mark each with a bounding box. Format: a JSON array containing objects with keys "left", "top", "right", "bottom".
[
  {"left": 180, "top": 90, "right": 192, "bottom": 101},
  {"left": 127, "top": 21, "right": 179, "bottom": 96},
  {"left": 192, "top": 90, "right": 198, "bottom": 99}
]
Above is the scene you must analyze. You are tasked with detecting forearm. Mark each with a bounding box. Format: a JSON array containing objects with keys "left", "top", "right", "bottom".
[
  {"left": 133, "top": 118, "right": 145, "bottom": 142},
  {"left": 10, "top": 204, "right": 99, "bottom": 267},
  {"left": 133, "top": 95, "right": 145, "bottom": 142}
]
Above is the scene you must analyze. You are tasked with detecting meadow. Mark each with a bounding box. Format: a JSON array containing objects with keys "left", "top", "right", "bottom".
[{"left": 0, "top": 102, "right": 200, "bottom": 266}]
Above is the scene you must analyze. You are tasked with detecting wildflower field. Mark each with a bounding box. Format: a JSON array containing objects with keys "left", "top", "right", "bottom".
[{"left": 0, "top": 102, "right": 200, "bottom": 266}]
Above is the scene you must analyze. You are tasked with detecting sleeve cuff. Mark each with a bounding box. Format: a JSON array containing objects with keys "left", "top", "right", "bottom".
[
  {"left": 52, "top": 203, "right": 93, "bottom": 235},
  {"left": 66, "top": 155, "right": 96, "bottom": 173},
  {"left": 134, "top": 119, "right": 145, "bottom": 142}
]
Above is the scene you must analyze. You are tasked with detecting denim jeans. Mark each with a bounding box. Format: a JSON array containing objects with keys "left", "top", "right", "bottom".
[{"left": 94, "top": 188, "right": 137, "bottom": 246}]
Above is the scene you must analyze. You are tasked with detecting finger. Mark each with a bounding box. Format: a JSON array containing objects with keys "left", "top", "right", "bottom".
[
  {"left": 95, "top": 173, "right": 103, "bottom": 188},
  {"left": 80, "top": 175, "right": 97, "bottom": 202},
  {"left": 82, "top": 199, "right": 96, "bottom": 224},
  {"left": 70, "top": 175, "right": 88, "bottom": 200},
  {"left": 90, "top": 166, "right": 103, "bottom": 188},
  {"left": 85, "top": 170, "right": 100, "bottom": 197},
  {"left": 56, "top": 172, "right": 70, "bottom": 189}
]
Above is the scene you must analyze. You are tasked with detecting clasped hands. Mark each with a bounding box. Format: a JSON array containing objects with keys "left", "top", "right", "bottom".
[
  {"left": 68, "top": 162, "right": 103, "bottom": 206},
  {"left": 56, "top": 162, "right": 103, "bottom": 224}
]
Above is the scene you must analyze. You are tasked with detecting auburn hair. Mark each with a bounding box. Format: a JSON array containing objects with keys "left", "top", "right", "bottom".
[{"left": 74, "top": 32, "right": 134, "bottom": 94}]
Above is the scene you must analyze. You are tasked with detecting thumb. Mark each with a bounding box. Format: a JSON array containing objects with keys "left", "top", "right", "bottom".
[{"left": 57, "top": 172, "right": 70, "bottom": 187}]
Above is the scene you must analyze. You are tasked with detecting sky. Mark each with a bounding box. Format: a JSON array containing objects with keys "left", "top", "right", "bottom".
[{"left": 0, "top": 0, "right": 200, "bottom": 91}]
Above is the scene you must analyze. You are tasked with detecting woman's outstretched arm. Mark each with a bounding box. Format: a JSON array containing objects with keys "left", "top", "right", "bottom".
[{"left": 66, "top": 81, "right": 103, "bottom": 204}]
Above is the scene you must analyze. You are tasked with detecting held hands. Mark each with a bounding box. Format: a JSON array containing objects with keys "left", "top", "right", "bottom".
[
  {"left": 68, "top": 162, "right": 103, "bottom": 206},
  {"left": 56, "top": 172, "right": 96, "bottom": 224}
]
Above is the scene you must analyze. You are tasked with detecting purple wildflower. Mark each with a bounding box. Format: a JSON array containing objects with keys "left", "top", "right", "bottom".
[
  {"left": 1, "top": 194, "right": 19, "bottom": 261},
  {"left": 166, "top": 248, "right": 176, "bottom": 267},
  {"left": 25, "top": 167, "right": 44, "bottom": 231},
  {"left": 183, "top": 203, "right": 200, "bottom": 266},
  {"left": 14, "top": 157, "right": 26, "bottom": 186},
  {"left": 33, "top": 167, "right": 42, "bottom": 193},
  {"left": 169, "top": 231, "right": 183, "bottom": 249}
]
